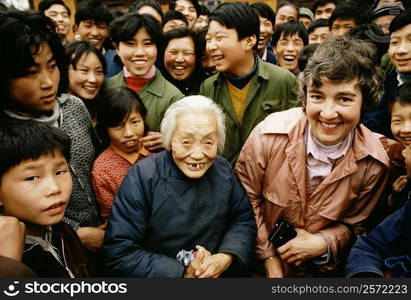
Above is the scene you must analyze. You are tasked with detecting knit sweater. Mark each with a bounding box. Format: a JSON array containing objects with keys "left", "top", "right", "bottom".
[{"left": 92, "top": 145, "right": 151, "bottom": 222}]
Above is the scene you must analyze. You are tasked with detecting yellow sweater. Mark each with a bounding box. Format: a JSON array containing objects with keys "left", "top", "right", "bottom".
[{"left": 226, "top": 80, "right": 252, "bottom": 124}]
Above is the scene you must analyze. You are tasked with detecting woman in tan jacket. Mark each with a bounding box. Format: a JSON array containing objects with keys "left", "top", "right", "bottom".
[{"left": 235, "top": 36, "right": 393, "bottom": 277}]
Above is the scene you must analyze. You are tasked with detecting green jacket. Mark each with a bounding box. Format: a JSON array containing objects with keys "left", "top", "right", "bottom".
[
  {"left": 105, "top": 69, "right": 184, "bottom": 132},
  {"left": 199, "top": 58, "right": 299, "bottom": 165}
]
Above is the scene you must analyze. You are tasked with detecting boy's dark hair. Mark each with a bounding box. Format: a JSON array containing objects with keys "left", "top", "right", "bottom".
[
  {"left": 346, "top": 23, "right": 388, "bottom": 63},
  {"left": 38, "top": 0, "right": 71, "bottom": 16},
  {"left": 129, "top": 0, "right": 164, "bottom": 24},
  {"left": 389, "top": 7, "right": 411, "bottom": 34},
  {"left": 109, "top": 12, "right": 163, "bottom": 45},
  {"left": 389, "top": 81, "right": 411, "bottom": 113},
  {"left": 250, "top": 2, "right": 275, "bottom": 25},
  {"left": 169, "top": 0, "right": 201, "bottom": 15},
  {"left": 198, "top": 4, "right": 210, "bottom": 16},
  {"left": 209, "top": 2, "right": 260, "bottom": 50},
  {"left": 328, "top": 0, "right": 370, "bottom": 29},
  {"left": 65, "top": 41, "right": 107, "bottom": 74},
  {"left": 163, "top": 10, "right": 188, "bottom": 26},
  {"left": 74, "top": 0, "right": 113, "bottom": 25},
  {"left": 272, "top": 20, "right": 309, "bottom": 47},
  {"left": 307, "top": 18, "right": 329, "bottom": 35},
  {"left": 0, "top": 119, "right": 71, "bottom": 179},
  {"left": 0, "top": 11, "right": 68, "bottom": 108},
  {"left": 312, "top": 0, "right": 339, "bottom": 15},
  {"left": 96, "top": 87, "right": 147, "bottom": 150},
  {"left": 298, "top": 43, "right": 320, "bottom": 71}
]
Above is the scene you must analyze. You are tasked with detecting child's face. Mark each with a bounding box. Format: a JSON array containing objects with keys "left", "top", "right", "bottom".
[
  {"left": 8, "top": 43, "right": 60, "bottom": 113},
  {"left": 69, "top": 52, "right": 104, "bottom": 100},
  {"left": 391, "top": 101, "right": 411, "bottom": 146},
  {"left": 117, "top": 28, "right": 158, "bottom": 77},
  {"left": 206, "top": 21, "right": 256, "bottom": 77},
  {"left": 107, "top": 109, "right": 145, "bottom": 154},
  {"left": 0, "top": 151, "right": 72, "bottom": 231}
]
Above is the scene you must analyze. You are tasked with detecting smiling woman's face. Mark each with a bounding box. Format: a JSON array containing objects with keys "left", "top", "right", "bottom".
[
  {"left": 164, "top": 36, "right": 196, "bottom": 81},
  {"left": 171, "top": 113, "right": 218, "bottom": 179},
  {"left": 306, "top": 78, "right": 363, "bottom": 145}
]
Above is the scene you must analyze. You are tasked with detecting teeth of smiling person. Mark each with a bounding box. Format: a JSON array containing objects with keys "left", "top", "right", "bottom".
[
  {"left": 174, "top": 66, "right": 185, "bottom": 70},
  {"left": 321, "top": 122, "right": 338, "bottom": 128},
  {"left": 83, "top": 86, "right": 97, "bottom": 91},
  {"left": 132, "top": 61, "right": 146, "bottom": 65},
  {"left": 284, "top": 55, "right": 296, "bottom": 61}
]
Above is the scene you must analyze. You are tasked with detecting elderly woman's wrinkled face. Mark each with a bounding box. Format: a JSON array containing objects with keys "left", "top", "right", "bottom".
[
  {"left": 306, "top": 78, "right": 362, "bottom": 145},
  {"left": 171, "top": 112, "right": 218, "bottom": 178}
]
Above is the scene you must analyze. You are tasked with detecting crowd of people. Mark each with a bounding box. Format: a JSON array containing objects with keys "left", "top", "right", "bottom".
[{"left": 0, "top": 0, "right": 410, "bottom": 278}]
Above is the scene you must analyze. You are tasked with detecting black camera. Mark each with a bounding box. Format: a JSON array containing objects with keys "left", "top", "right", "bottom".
[{"left": 268, "top": 220, "right": 297, "bottom": 248}]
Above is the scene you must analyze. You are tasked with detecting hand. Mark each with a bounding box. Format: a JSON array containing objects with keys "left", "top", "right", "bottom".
[
  {"left": 195, "top": 253, "right": 234, "bottom": 278},
  {"left": 264, "top": 255, "right": 284, "bottom": 278},
  {"left": 183, "top": 245, "right": 211, "bottom": 278},
  {"left": 140, "top": 132, "right": 163, "bottom": 152},
  {"left": 0, "top": 216, "right": 26, "bottom": 261},
  {"left": 393, "top": 175, "right": 408, "bottom": 193},
  {"left": 76, "top": 227, "right": 105, "bottom": 252},
  {"left": 277, "top": 228, "right": 327, "bottom": 266}
]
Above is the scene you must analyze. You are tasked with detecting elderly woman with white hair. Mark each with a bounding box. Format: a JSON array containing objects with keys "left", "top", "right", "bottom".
[{"left": 102, "top": 95, "right": 257, "bottom": 278}]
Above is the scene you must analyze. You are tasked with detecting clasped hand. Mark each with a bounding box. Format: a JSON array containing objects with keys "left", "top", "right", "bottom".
[{"left": 183, "top": 245, "right": 233, "bottom": 278}]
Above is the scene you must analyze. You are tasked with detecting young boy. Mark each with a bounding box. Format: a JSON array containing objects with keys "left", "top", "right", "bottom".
[
  {"left": 200, "top": 2, "right": 299, "bottom": 165},
  {"left": 0, "top": 119, "right": 93, "bottom": 277}
]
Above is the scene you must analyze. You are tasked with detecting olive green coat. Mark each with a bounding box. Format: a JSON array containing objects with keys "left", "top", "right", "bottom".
[
  {"left": 105, "top": 70, "right": 184, "bottom": 132},
  {"left": 199, "top": 59, "right": 299, "bottom": 165}
]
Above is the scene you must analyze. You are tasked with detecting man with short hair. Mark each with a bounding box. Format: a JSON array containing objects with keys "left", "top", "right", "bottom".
[
  {"left": 312, "top": 0, "right": 338, "bottom": 19},
  {"left": 39, "top": 0, "right": 71, "bottom": 45},
  {"left": 307, "top": 18, "right": 330, "bottom": 43},
  {"left": 200, "top": 2, "right": 299, "bottom": 165},
  {"left": 328, "top": 0, "right": 370, "bottom": 36},
  {"left": 73, "top": 0, "right": 113, "bottom": 52}
]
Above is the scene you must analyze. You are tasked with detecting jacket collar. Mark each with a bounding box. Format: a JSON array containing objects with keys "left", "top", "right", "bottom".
[
  {"left": 112, "top": 69, "right": 164, "bottom": 98},
  {"left": 261, "top": 107, "right": 390, "bottom": 167},
  {"left": 213, "top": 56, "right": 270, "bottom": 86}
]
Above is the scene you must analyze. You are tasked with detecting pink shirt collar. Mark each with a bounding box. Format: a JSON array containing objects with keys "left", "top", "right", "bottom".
[{"left": 123, "top": 65, "right": 156, "bottom": 79}]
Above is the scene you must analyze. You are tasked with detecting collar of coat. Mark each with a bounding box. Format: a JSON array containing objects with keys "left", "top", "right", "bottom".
[
  {"left": 109, "top": 68, "right": 165, "bottom": 98},
  {"left": 259, "top": 107, "right": 391, "bottom": 168}
]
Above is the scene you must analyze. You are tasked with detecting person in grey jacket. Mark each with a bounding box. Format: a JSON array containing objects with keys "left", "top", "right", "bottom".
[
  {"left": 0, "top": 10, "right": 104, "bottom": 253},
  {"left": 103, "top": 96, "right": 256, "bottom": 277}
]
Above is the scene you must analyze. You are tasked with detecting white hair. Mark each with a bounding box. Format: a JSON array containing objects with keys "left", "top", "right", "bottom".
[{"left": 160, "top": 95, "right": 226, "bottom": 153}]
